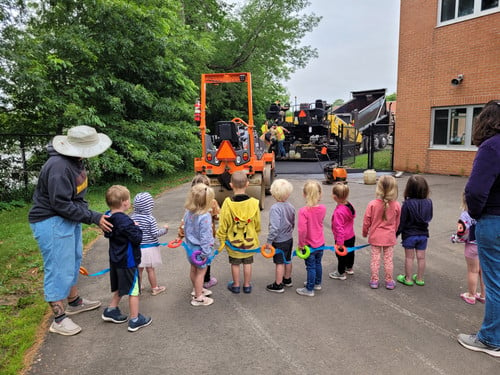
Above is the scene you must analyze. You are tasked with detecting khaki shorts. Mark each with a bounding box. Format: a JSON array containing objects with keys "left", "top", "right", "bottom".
[{"left": 228, "top": 255, "right": 254, "bottom": 265}]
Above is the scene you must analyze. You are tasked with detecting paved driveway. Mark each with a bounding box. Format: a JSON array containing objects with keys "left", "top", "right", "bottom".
[{"left": 27, "top": 173, "right": 499, "bottom": 374}]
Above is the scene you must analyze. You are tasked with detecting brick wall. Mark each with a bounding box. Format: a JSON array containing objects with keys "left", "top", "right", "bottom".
[{"left": 395, "top": 0, "right": 500, "bottom": 175}]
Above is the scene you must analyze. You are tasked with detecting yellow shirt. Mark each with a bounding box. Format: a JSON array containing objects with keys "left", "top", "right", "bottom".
[{"left": 275, "top": 126, "right": 285, "bottom": 141}]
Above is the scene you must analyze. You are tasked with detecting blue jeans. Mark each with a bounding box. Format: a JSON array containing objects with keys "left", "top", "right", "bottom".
[
  {"left": 476, "top": 215, "right": 500, "bottom": 348},
  {"left": 30, "top": 216, "right": 82, "bottom": 302},
  {"left": 278, "top": 140, "right": 286, "bottom": 157},
  {"left": 304, "top": 248, "right": 323, "bottom": 291}
]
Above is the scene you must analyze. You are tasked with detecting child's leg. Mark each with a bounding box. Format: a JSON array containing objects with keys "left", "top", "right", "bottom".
[
  {"left": 284, "top": 262, "right": 293, "bottom": 280},
  {"left": 382, "top": 246, "right": 394, "bottom": 282},
  {"left": 108, "top": 291, "right": 121, "bottom": 308},
  {"left": 315, "top": 250, "right": 324, "bottom": 285},
  {"left": 243, "top": 263, "right": 252, "bottom": 287},
  {"left": 465, "top": 256, "right": 480, "bottom": 296},
  {"left": 404, "top": 249, "right": 415, "bottom": 281},
  {"left": 231, "top": 264, "right": 241, "bottom": 286},
  {"left": 275, "top": 263, "right": 285, "bottom": 284},
  {"left": 415, "top": 250, "right": 426, "bottom": 281},
  {"left": 129, "top": 295, "right": 139, "bottom": 319},
  {"left": 146, "top": 266, "right": 158, "bottom": 288},
  {"left": 478, "top": 266, "right": 486, "bottom": 299},
  {"left": 345, "top": 251, "right": 355, "bottom": 270},
  {"left": 304, "top": 255, "right": 316, "bottom": 291},
  {"left": 370, "top": 246, "right": 381, "bottom": 281},
  {"left": 204, "top": 265, "right": 212, "bottom": 283},
  {"left": 193, "top": 266, "right": 207, "bottom": 299},
  {"left": 336, "top": 252, "right": 346, "bottom": 274},
  {"left": 138, "top": 267, "right": 144, "bottom": 286}
]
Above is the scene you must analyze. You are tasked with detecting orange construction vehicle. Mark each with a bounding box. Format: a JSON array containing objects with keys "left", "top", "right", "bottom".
[{"left": 194, "top": 72, "right": 275, "bottom": 209}]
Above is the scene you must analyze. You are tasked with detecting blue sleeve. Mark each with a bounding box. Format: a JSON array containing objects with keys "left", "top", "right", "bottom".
[{"left": 199, "top": 214, "right": 214, "bottom": 257}]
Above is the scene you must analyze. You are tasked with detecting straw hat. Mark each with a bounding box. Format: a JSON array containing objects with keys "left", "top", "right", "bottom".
[{"left": 53, "top": 125, "right": 112, "bottom": 158}]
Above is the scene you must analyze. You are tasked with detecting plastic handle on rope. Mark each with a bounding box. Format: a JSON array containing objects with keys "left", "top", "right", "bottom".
[
  {"left": 168, "top": 238, "right": 182, "bottom": 248},
  {"left": 190, "top": 250, "right": 208, "bottom": 266},
  {"left": 296, "top": 245, "right": 311, "bottom": 259},
  {"left": 260, "top": 245, "right": 275, "bottom": 258},
  {"left": 335, "top": 244, "right": 348, "bottom": 256}
]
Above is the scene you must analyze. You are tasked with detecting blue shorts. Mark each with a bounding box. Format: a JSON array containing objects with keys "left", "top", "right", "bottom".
[
  {"left": 402, "top": 235, "right": 428, "bottom": 250},
  {"left": 30, "top": 216, "right": 82, "bottom": 302}
]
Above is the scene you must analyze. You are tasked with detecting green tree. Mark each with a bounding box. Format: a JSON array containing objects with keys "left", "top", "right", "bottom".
[
  {"left": 386, "top": 92, "right": 397, "bottom": 101},
  {"left": 0, "top": 0, "right": 201, "bottom": 182}
]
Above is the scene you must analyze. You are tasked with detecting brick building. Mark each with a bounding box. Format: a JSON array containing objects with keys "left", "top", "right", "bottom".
[{"left": 394, "top": 0, "right": 499, "bottom": 175}]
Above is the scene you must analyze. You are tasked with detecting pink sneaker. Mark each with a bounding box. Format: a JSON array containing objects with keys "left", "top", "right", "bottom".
[
  {"left": 460, "top": 292, "right": 476, "bottom": 305},
  {"left": 475, "top": 293, "right": 486, "bottom": 303},
  {"left": 203, "top": 277, "right": 218, "bottom": 289},
  {"left": 369, "top": 281, "right": 379, "bottom": 289}
]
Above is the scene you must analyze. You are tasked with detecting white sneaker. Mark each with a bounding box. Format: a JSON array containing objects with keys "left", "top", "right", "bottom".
[
  {"left": 190, "top": 288, "right": 213, "bottom": 297},
  {"left": 329, "top": 271, "right": 347, "bottom": 280},
  {"left": 191, "top": 296, "right": 214, "bottom": 306},
  {"left": 49, "top": 317, "right": 82, "bottom": 336},
  {"left": 296, "top": 287, "right": 315, "bottom": 297},
  {"left": 65, "top": 298, "right": 101, "bottom": 315},
  {"left": 303, "top": 282, "right": 322, "bottom": 290}
]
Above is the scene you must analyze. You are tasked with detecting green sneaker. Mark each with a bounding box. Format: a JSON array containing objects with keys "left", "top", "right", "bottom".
[
  {"left": 412, "top": 274, "right": 425, "bottom": 286},
  {"left": 396, "top": 274, "right": 414, "bottom": 286}
]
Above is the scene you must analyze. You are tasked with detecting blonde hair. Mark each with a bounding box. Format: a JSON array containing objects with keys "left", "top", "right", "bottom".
[
  {"left": 184, "top": 183, "right": 215, "bottom": 215},
  {"left": 332, "top": 182, "right": 349, "bottom": 202},
  {"left": 106, "top": 185, "right": 130, "bottom": 209},
  {"left": 375, "top": 175, "right": 398, "bottom": 220},
  {"left": 303, "top": 180, "right": 322, "bottom": 206},
  {"left": 231, "top": 171, "right": 248, "bottom": 189},
  {"left": 460, "top": 192, "right": 468, "bottom": 211},
  {"left": 191, "top": 174, "right": 210, "bottom": 187},
  {"left": 270, "top": 179, "right": 293, "bottom": 202}
]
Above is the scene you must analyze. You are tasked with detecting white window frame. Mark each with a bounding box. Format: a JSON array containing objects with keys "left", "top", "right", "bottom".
[
  {"left": 430, "top": 105, "right": 483, "bottom": 150},
  {"left": 437, "top": 0, "right": 499, "bottom": 26}
]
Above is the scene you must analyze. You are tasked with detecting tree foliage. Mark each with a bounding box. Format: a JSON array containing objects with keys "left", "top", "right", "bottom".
[{"left": 0, "top": 0, "right": 320, "bottom": 185}]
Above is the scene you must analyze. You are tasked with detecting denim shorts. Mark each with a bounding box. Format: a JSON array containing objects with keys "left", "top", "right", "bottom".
[
  {"left": 402, "top": 235, "right": 428, "bottom": 250},
  {"left": 30, "top": 216, "right": 82, "bottom": 302}
]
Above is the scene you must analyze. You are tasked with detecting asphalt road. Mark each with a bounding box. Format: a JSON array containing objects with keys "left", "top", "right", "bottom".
[{"left": 27, "top": 171, "right": 499, "bottom": 374}]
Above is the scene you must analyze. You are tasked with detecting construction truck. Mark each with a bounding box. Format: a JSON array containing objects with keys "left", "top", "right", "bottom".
[
  {"left": 194, "top": 72, "right": 275, "bottom": 210},
  {"left": 266, "top": 88, "right": 393, "bottom": 160},
  {"left": 332, "top": 88, "right": 394, "bottom": 154},
  {"left": 267, "top": 100, "right": 361, "bottom": 161}
]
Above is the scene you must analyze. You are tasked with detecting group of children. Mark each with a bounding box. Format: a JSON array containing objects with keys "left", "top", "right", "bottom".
[{"left": 99, "top": 170, "right": 481, "bottom": 332}]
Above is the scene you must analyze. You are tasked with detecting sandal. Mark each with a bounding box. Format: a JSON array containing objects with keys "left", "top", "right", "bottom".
[
  {"left": 460, "top": 292, "right": 476, "bottom": 305},
  {"left": 412, "top": 274, "right": 425, "bottom": 286},
  {"left": 243, "top": 284, "right": 252, "bottom": 294},
  {"left": 475, "top": 293, "right": 486, "bottom": 303},
  {"left": 227, "top": 281, "right": 240, "bottom": 294},
  {"left": 396, "top": 274, "right": 414, "bottom": 286}
]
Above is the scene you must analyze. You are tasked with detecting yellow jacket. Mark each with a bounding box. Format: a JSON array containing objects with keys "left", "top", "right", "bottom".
[
  {"left": 217, "top": 196, "right": 261, "bottom": 258},
  {"left": 275, "top": 126, "right": 285, "bottom": 141}
]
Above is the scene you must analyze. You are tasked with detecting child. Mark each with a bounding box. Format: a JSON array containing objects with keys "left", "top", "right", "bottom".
[
  {"left": 329, "top": 183, "right": 356, "bottom": 281},
  {"left": 296, "top": 180, "right": 326, "bottom": 297},
  {"left": 130, "top": 192, "right": 168, "bottom": 296},
  {"left": 183, "top": 183, "right": 216, "bottom": 306},
  {"left": 102, "top": 185, "right": 152, "bottom": 332},
  {"left": 451, "top": 194, "right": 485, "bottom": 305},
  {"left": 396, "top": 175, "right": 433, "bottom": 287},
  {"left": 192, "top": 175, "right": 220, "bottom": 288},
  {"left": 362, "top": 175, "right": 401, "bottom": 290},
  {"left": 265, "top": 179, "right": 295, "bottom": 293},
  {"left": 217, "top": 171, "right": 261, "bottom": 294}
]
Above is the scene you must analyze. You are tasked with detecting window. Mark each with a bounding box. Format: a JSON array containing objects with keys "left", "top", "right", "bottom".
[
  {"left": 431, "top": 105, "right": 484, "bottom": 148},
  {"left": 438, "top": 0, "right": 499, "bottom": 25}
]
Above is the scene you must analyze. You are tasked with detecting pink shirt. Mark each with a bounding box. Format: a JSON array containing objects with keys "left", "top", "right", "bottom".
[
  {"left": 298, "top": 205, "right": 326, "bottom": 248},
  {"left": 331, "top": 203, "right": 356, "bottom": 246},
  {"left": 362, "top": 199, "right": 401, "bottom": 246}
]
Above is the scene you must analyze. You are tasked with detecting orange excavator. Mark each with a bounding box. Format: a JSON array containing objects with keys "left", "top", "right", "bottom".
[{"left": 193, "top": 72, "right": 275, "bottom": 209}]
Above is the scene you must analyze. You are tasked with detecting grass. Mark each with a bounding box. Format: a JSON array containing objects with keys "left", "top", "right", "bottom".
[
  {"left": 349, "top": 149, "right": 393, "bottom": 171},
  {"left": 0, "top": 171, "right": 193, "bottom": 375}
]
